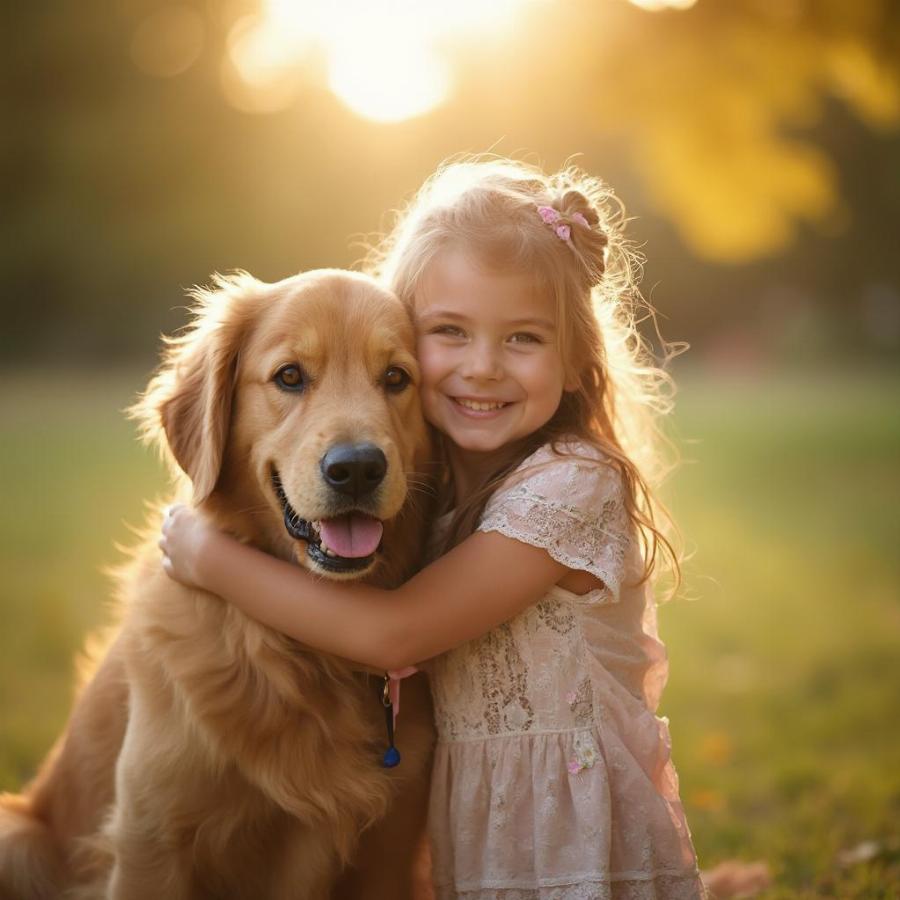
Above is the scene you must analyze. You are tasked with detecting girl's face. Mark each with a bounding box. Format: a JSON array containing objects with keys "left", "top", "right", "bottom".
[{"left": 415, "top": 247, "right": 572, "bottom": 456}]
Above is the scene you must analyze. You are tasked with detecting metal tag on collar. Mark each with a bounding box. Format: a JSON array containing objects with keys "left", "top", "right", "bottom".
[{"left": 381, "top": 674, "right": 401, "bottom": 768}]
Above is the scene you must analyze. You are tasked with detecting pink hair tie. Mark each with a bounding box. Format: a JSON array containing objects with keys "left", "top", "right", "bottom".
[
  {"left": 537, "top": 206, "right": 569, "bottom": 243},
  {"left": 537, "top": 205, "right": 560, "bottom": 224},
  {"left": 538, "top": 205, "right": 588, "bottom": 244}
]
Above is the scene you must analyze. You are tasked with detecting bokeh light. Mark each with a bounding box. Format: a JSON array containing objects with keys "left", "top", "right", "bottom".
[
  {"left": 222, "top": 15, "right": 300, "bottom": 114},
  {"left": 130, "top": 5, "right": 204, "bottom": 78}
]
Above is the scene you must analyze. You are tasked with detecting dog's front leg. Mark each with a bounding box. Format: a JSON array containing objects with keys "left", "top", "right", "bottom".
[
  {"left": 104, "top": 778, "right": 195, "bottom": 900},
  {"left": 106, "top": 836, "right": 193, "bottom": 900},
  {"left": 103, "top": 690, "right": 196, "bottom": 900}
]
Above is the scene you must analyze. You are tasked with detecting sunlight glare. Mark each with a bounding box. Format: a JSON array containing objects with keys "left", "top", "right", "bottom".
[
  {"left": 329, "top": 37, "right": 450, "bottom": 123},
  {"left": 225, "top": 0, "right": 534, "bottom": 121}
]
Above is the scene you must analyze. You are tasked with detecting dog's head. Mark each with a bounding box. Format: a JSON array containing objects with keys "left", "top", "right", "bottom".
[{"left": 134, "top": 269, "right": 431, "bottom": 580}]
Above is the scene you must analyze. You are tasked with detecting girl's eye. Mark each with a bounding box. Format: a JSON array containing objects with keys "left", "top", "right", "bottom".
[
  {"left": 433, "top": 324, "right": 465, "bottom": 338},
  {"left": 384, "top": 366, "right": 411, "bottom": 393},
  {"left": 509, "top": 332, "right": 542, "bottom": 344},
  {"left": 274, "top": 364, "right": 308, "bottom": 392}
]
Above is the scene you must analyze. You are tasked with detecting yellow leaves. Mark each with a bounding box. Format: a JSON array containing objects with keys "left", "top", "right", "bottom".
[
  {"left": 589, "top": 1, "right": 899, "bottom": 262},
  {"left": 612, "top": 26, "right": 843, "bottom": 262},
  {"left": 636, "top": 120, "right": 836, "bottom": 262},
  {"left": 826, "top": 41, "right": 900, "bottom": 129}
]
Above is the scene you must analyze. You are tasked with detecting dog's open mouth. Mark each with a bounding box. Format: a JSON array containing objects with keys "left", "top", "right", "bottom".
[{"left": 271, "top": 471, "right": 383, "bottom": 574}]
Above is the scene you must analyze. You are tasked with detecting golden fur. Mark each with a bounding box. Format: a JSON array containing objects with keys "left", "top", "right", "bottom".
[{"left": 0, "top": 270, "right": 435, "bottom": 899}]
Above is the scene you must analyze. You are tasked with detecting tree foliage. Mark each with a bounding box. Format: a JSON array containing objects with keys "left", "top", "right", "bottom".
[{"left": 2, "top": 0, "right": 898, "bottom": 361}]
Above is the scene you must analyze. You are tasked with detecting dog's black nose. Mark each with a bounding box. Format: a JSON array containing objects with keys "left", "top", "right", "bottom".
[{"left": 320, "top": 443, "right": 387, "bottom": 498}]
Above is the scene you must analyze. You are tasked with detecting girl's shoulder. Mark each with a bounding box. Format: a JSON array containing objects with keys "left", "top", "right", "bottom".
[
  {"left": 521, "top": 436, "right": 608, "bottom": 464},
  {"left": 479, "top": 437, "right": 632, "bottom": 597},
  {"left": 502, "top": 437, "right": 624, "bottom": 501}
]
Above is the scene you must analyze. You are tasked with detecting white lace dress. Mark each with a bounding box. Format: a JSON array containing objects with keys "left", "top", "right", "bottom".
[{"left": 426, "top": 441, "right": 705, "bottom": 900}]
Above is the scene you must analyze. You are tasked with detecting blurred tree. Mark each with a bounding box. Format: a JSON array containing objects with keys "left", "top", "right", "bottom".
[
  {"left": 1, "top": 0, "right": 898, "bottom": 362},
  {"left": 591, "top": 0, "right": 900, "bottom": 261}
]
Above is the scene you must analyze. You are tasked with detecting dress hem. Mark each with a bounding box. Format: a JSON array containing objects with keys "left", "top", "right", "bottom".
[{"left": 437, "top": 866, "right": 703, "bottom": 891}]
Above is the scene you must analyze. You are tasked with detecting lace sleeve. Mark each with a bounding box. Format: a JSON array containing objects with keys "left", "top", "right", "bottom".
[{"left": 477, "top": 445, "right": 631, "bottom": 601}]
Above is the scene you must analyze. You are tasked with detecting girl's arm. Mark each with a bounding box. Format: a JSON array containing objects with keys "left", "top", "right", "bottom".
[{"left": 160, "top": 505, "right": 569, "bottom": 671}]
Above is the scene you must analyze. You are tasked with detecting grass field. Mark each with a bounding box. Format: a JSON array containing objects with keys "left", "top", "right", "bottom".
[{"left": 1, "top": 367, "right": 898, "bottom": 897}]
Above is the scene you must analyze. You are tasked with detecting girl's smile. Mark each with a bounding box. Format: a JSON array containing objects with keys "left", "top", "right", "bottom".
[{"left": 451, "top": 397, "right": 510, "bottom": 414}]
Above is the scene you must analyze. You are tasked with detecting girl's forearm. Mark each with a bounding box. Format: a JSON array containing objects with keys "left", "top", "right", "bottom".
[{"left": 196, "top": 529, "right": 409, "bottom": 670}]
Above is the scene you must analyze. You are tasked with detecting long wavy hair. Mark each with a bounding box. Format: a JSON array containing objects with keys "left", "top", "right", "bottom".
[{"left": 365, "top": 156, "right": 682, "bottom": 595}]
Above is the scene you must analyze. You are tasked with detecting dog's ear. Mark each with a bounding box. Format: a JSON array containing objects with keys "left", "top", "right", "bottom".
[
  {"left": 131, "top": 272, "right": 261, "bottom": 504},
  {"left": 156, "top": 324, "right": 236, "bottom": 504}
]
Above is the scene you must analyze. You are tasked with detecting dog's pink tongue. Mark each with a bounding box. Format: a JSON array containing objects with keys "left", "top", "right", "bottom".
[{"left": 319, "top": 515, "right": 383, "bottom": 558}]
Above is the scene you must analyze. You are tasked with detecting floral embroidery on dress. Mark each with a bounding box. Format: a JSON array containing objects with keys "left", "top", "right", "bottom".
[{"left": 567, "top": 731, "right": 599, "bottom": 775}]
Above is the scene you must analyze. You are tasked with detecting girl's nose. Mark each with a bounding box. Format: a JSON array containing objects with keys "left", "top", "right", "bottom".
[{"left": 460, "top": 340, "right": 503, "bottom": 381}]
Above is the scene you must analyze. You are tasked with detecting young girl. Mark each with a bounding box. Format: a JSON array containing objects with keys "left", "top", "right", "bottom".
[{"left": 160, "top": 158, "right": 706, "bottom": 899}]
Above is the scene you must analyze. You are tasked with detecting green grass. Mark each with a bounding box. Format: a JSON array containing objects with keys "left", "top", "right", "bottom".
[
  {"left": 658, "top": 369, "right": 900, "bottom": 897},
  {"left": 0, "top": 370, "right": 164, "bottom": 786},
  {"left": 1, "top": 367, "right": 898, "bottom": 896}
]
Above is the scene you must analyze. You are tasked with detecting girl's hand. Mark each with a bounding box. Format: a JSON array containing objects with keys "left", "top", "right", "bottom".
[{"left": 159, "top": 504, "right": 218, "bottom": 590}]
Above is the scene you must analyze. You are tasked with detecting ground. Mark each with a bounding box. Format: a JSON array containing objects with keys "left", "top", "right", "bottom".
[{"left": 1, "top": 367, "right": 898, "bottom": 897}]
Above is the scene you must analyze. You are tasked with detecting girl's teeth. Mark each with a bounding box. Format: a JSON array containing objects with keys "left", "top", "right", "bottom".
[{"left": 457, "top": 398, "right": 506, "bottom": 411}]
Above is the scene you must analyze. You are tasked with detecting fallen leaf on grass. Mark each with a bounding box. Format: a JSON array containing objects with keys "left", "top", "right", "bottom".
[
  {"left": 698, "top": 731, "right": 734, "bottom": 766},
  {"left": 835, "top": 838, "right": 896, "bottom": 868},
  {"left": 836, "top": 839, "right": 880, "bottom": 867},
  {"left": 702, "top": 860, "right": 772, "bottom": 898},
  {"left": 689, "top": 788, "right": 725, "bottom": 811}
]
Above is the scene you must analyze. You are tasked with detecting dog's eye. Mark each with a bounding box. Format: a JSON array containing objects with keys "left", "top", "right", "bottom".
[
  {"left": 384, "top": 366, "right": 411, "bottom": 393},
  {"left": 274, "top": 365, "right": 307, "bottom": 392}
]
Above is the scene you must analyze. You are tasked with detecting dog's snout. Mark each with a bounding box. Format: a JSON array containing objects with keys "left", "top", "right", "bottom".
[{"left": 320, "top": 442, "right": 387, "bottom": 498}]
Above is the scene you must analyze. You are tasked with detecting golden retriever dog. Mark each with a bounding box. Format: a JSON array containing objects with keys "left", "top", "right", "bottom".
[{"left": 0, "top": 270, "right": 436, "bottom": 900}]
